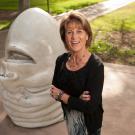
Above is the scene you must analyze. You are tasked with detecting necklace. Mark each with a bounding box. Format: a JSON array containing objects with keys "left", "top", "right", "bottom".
[{"left": 67, "top": 53, "right": 90, "bottom": 71}]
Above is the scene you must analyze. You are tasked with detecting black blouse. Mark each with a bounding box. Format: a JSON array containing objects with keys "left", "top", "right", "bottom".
[{"left": 52, "top": 53, "right": 104, "bottom": 134}]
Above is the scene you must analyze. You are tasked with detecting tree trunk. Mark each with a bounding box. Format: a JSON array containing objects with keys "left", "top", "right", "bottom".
[
  {"left": 18, "top": 0, "right": 30, "bottom": 13},
  {"left": 47, "top": 0, "right": 50, "bottom": 13}
]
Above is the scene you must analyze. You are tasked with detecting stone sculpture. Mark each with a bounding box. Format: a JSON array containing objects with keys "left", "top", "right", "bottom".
[{"left": 0, "top": 8, "right": 65, "bottom": 128}]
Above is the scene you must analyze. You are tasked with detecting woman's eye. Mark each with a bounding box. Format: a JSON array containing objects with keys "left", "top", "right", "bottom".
[
  {"left": 66, "top": 31, "right": 72, "bottom": 35},
  {"left": 77, "top": 30, "right": 83, "bottom": 33}
]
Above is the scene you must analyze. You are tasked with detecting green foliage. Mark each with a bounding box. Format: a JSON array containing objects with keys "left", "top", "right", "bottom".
[
  {"left": 90, "top": 2, "right": 135, "bottom": 65},
  {"left": 0, "top": 21, "right": 11, "bottom": 30},
  {"left": 0, "top": 0, "right": 104, "bottom": 14},
  {"left": 50, "top": 0, "right": 103, "bottom": 14},
  {"left": 0, "top": 0, "right": 18, "bottom": 10},
  {"left": 91, "top": 2, "right": 135, "bottom": 32},
  {"left": 0, "top": 0, "right": 104, "bottom": 30},
  {"left": 90, "top": 40, "right": 135, "bottom": 65},
  {"left": 90, "top": 40, "right": 112, "bottom": 53}
]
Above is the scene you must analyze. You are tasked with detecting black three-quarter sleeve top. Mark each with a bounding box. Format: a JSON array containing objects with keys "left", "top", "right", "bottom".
[{"left": 52, "top": 53, "right": 104, "bottom": 135}]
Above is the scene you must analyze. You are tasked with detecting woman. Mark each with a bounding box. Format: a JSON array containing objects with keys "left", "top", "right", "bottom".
[{"left": 50, "top": 11, "right": 104, "bottom": 135}]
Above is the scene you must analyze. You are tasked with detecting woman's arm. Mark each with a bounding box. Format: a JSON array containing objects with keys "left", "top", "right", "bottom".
[
  {"left": 51, "top": 63, "right": 104, "bottom": 114},
  {"left": 67, "top": 63, "right": 104, "bottom": 114},
  {"left": 50, "top": 85, "right": 91, "bottom": 103}
]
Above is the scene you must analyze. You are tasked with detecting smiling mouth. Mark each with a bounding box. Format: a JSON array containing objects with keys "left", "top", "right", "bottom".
[{"left": 71, "top": 41, "right": 80, "bottom": 45}]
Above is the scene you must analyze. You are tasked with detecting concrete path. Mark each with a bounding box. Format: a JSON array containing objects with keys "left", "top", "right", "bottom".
[
  {"left": 0, "top": 63, "right": 135, "bottom": 135},
  {"left": 102, "top": 63, "right": 135, "bottom": 135},
  {"left": 55, "top": 0, "right": 135, "bottom": 21}
]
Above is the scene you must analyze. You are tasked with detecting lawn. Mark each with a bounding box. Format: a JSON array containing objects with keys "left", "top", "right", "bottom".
[
  {"left": 0, "top": 0, "right": 104, "bottom": 14},
  {"left": 90, "top": 2, "right": 135, "bottom": 66},
  {"left": 0, "top": 21, "right": 11, "bottom": 30},
  {"left": 0, "top": 0, "right": 104, "bottom": 30}
]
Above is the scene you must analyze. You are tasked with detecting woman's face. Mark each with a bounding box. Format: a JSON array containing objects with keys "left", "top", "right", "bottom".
[{"left": 65, "top": 21, "right": 88, "bottom": 52}]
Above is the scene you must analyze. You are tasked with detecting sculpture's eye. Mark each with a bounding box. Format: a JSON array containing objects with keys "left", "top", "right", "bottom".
[{"left": 7, "top": 50, "right": 35, "bottom": 63}]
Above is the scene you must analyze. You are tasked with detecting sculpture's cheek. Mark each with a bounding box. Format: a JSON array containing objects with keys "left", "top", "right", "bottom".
[{"left": 0, "top": 61, "right": 54, "bottom": 93}]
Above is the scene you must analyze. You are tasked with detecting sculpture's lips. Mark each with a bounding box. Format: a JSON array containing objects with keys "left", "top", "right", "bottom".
[
  {"left": 0, "top": 72, "right": 18, "bottom": 80},
  {"left": 0, "top": 65, "right": 6, "bottom": 79},
  {"left": 26, "top": 85, "right": 52, "bottom": 94},
  {"left": 0, "top": 73, "right": 12, "bottom": 78},
  {"left": 0, "top": 59, "right": 18, "bottom": 80},
  {"left": 0, "top": 73, "right": 5, "bottom": 78},
  {"left": 0, "top": 74, "right": 10, "bottom": 81},
  {"left": 0, "top": 63, "right": 14, "bottom": 79}
]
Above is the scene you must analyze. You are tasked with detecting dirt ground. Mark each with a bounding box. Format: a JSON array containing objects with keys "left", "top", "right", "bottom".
[
  {"left": 95, "top": 31, "right": 135, "bottom": 66},
  {"left": 0, "top": 11, "right": 18, "bottom": 20}
]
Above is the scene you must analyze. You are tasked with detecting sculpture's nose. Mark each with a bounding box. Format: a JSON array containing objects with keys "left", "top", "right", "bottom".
[
  {"left": 0, "top": 59, "right": 5, "bottom": 78},
  {"left": 0, "top": 60, "right": 18, "bottom": 80}
]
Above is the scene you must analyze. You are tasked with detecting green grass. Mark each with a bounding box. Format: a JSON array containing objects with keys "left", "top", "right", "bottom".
[
  {"left": 0, "top": 0, "right": 104, "bottom": 14},
  {"left": 91, "top": 2, "right": 135, "bottom": 32},
  {"left": 90, "top": 39, "right": 135, "bottom": 65},
  {"left": 0, "top": 0, "right": 18, "bottom": 10},
  {"left": 49, "top": 0, "right": 104, "bottom": 14},
  {"left": 0, "top": 0, "right": 104, "bottom": 30},
  {"left": 90, "top": 40, "right": 135, "bottom": 56},
  {"left": 90, "top": 2, "right": 135, "bottom": 66},
  {"left": 0, "top": 21, "right": 11, "bottom": 30}
]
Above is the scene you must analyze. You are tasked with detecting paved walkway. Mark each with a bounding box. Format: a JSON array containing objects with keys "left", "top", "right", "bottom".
[
  {"left": 55, "top": 0, "right": 135, "bottom": 20},
  {"left": 0, "top": 0, "right": 135, "bottom": 135}
]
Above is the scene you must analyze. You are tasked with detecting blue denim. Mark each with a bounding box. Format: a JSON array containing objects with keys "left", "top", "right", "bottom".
[{"left": 91, "top": 128, "right": 101, "bottom": 135}]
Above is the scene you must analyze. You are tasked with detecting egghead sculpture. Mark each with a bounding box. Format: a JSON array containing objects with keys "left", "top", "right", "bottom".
[{"left": 0, "top": 8, "right": 65, "bottom": 128}]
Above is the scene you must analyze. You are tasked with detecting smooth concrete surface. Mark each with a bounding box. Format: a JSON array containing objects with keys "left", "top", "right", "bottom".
[
  {"left": 0, "top": 63, "right": 135, "bottom": 135},
  {"left": 0, "top": 117, "right": 68, "bottom": 135},
  {"left": 102, "top": 63, "right": 135, "bottom": 135}
]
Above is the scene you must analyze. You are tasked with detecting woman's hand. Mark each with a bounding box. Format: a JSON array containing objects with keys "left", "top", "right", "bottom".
[
  {"left": 50, "top": 85, "right": 70, "bottom": 104},
  {"left": 50, "top": 85, "right": 62, "bottom": 100},
  {"left": 80, "top": 91, "right": 91, "bottom": 101}
]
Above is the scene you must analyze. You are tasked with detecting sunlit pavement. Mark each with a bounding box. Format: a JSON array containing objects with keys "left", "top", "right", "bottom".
[
  {"left": 55, "top": 0, "right": 135, "bottom": 21},
  {"left": 0, "top": 63, "right": 135, "bottom": 135},
  {"left": 102, "top": 63, "right": 135, "bottom": 135}
]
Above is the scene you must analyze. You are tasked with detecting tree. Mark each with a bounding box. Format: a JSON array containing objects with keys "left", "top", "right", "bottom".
[
  {"left": 18, "top": 0, "right": 30, "bottom": 13},
  {"left": 47, "top": 0, "right": 50, "bottom": 13}
]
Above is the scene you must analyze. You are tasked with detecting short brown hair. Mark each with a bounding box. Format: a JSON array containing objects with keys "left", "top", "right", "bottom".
[{"left": 60, "top": 11, "right": 92, "bottom": 50}]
